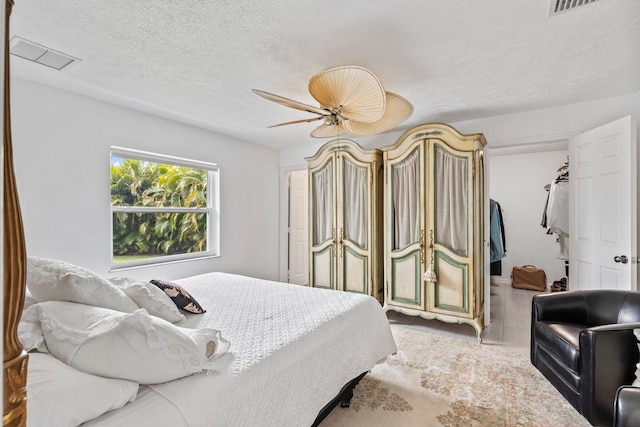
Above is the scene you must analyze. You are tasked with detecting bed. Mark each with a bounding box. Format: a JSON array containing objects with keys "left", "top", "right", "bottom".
[
  {"left": 1, "top": 3, "right": 396, "bottom": 426},
  {"left": 18, "top": 259, "right": 396, "bottom": 426}
]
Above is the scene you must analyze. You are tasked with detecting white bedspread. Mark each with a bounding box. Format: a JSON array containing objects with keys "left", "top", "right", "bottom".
[{"left": 144, "top": 272, "right": 397, "bottom": 427}]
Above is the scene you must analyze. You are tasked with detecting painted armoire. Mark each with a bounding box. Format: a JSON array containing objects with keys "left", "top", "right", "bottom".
[
  {"left": 381, "top": 123, "right": 486, "bottom": 339},
  {"left": 306, "top": 139, "right": 383, "bottom": 301}
]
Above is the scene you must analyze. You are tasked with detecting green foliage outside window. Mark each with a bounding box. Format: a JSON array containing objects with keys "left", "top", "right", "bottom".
[{"left": 111, "top": 157, "right": 208, "bottom": 261}]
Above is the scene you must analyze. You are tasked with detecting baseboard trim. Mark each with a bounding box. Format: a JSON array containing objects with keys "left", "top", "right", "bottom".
[{"left": 490, "top": 277, "right": 511, "bottom": 286}]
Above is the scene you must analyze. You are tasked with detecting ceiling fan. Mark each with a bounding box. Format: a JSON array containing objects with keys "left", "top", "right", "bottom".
[{"left": 252, "top": 65, "right": 413, "bottom": 138}]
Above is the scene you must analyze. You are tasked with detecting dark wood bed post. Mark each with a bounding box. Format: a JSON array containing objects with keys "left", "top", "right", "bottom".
[{"left": 3, "top": 0, "right": 28, "bottom": 426}]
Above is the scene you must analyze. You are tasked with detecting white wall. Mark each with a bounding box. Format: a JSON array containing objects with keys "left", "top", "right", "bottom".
[
  {"left": 11, "top": 77, "right": 280, "bottom": 282},
  {"left": 279, "top": 93, "right": 640, "bottom": 284},
  {"left": 280, "top": 94, "right": 640, "bottom": 169}
]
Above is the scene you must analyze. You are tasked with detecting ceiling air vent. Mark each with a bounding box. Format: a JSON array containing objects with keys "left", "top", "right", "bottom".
[
  {"left": 549, "top": 0, "right": 601, "bottom": 16},
  {"left": 9, "top": 36, "right": 80, "bottom": 70}
]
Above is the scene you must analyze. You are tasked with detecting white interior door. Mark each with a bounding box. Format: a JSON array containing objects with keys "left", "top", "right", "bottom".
[
  {"left": 569, "top": 115, "right": 637, "bottom": 290},
  {"left": 288, "top": 169, "right": 309, "bottom": 285}
]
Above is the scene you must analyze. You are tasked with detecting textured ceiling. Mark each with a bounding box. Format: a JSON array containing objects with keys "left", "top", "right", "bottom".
[{"left": 9, "top": 0, "right": 640, "bottom": 150}]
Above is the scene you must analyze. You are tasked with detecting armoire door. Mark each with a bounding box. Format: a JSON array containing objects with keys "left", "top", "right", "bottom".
[
  {"left": 308, "top": 139, "right": 382, "bottom": 299},
  {"left": 427, "top": 141, "right": 476, "bottom": 318},
  {"left": 385, "top": 142, "right": 426, "bottom": 310},
  {"left": 309, "top": 154, "right": 336, "bottom": 289},
  {"left": 336, "top": 151, "right": 373, "bottom": 295}
]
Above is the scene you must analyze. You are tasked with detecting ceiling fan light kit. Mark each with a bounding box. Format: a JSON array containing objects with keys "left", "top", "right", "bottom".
[{"left": 253, "top": 65, "right": 413, "bottom": 138}]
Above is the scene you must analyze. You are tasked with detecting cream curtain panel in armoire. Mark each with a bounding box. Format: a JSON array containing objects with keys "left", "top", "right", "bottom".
[
  {"left": 392, "top": 148, "right": 420, "bottom": 250},
  {"left": 343, "top": 160, "right": 367, "bottom": 248},
  {"left": 312, "top": 161, "right": 333, "bottom": 245},
  {"left": 434, "top": 146, "right": 467, "bottom": 256}
]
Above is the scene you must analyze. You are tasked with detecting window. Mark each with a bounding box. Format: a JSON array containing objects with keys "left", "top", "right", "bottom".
[{"left": 110, "top": 147, "right": 219, "bottom": 269}]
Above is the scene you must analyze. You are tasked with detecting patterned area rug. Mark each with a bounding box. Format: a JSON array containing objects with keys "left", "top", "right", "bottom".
[{"left": 322, "top": 325, "right": 590, "bottom": 427}]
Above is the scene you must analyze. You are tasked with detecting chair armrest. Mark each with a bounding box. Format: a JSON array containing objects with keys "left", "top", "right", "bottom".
[
  {"left": 530, "top": 292, "right": 589, "bottom": 365},
  {"left": 590, "top": 322, "right": 640, "bottom": 332},
  {"left": 580, "top": 324, "right": 640, "bottom": 426},
  {"left": 615, "top": 386, "right": 640, "bottom": 427}
]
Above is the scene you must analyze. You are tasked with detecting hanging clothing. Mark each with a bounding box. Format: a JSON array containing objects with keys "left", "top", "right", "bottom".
[
  {"left": 489, "top": 199, "right": 506, "bottom": 263},
  {"left": 541, "top": 183, "right": 551, "bottom": 229},
  {"left": 546, "top": 179, "right": 569, "bottom": 237},
  {"left": 489, "top": 199, "right": 506, "bottom": 276},
  {"left": 543, "top": 162, "right": 569, "bottom": 237}
]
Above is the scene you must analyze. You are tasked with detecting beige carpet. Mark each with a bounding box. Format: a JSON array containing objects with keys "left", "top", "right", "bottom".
[{"left": 322, "top": 325, "right": 590, "bottom": 427}]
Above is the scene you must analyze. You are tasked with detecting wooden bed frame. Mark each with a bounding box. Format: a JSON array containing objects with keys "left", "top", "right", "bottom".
[
  {"left": 0, "top": 3, "right": 365, "bottom": 425},
  {"left": 3, "top": 1, "right": 29, "bottom": 426}
]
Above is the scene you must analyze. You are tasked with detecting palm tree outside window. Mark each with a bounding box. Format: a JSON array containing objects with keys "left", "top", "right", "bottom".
[{"left": 110, "top": 146, "right": 219, "bottom": 269}]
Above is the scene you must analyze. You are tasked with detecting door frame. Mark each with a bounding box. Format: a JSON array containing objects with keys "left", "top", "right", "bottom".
[
  {"left": 288, "top": 168, "right": 309, "bottom": 285},
  {"left": 279, "top": 165, "right": 308, "bottom": 283}
]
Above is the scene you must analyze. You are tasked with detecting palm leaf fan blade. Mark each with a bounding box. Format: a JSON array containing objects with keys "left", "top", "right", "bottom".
[
  {"left": 343, "top": 92, "right": 413, "bottom": 136},
  {"left": 308, "top": 66, "right": 385, "bottom": 123},
  {"left": 268, "top": 116, "right": 323, "bottom": 128},
  {"left": 251, "top": 89, "right": 328, "bottom": 116},
  {"left": 310, "top": 122, "right": 348, "bottom": 138}
]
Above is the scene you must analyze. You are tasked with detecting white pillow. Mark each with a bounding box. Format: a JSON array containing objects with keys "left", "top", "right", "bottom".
[
  {"left": 37, "top": 301, "right": 230, "bottom": 384},
  {"left": 27, "top": 352, "right": 138, "bottom": 427},
  {"left": 23, "top": 288, "right": 38, "bottom": 309},
  {"left": 26, "top": 257, "right": 138, "bottom": 313},
  {"left": 18, "top": 290, "right": 47, "bottom": 352},
  {"left": 18, "top": 304, "right": 48, "bottom": 353},
  {"left": 109, "top": 277, "right": 185, "bottom": 323}
]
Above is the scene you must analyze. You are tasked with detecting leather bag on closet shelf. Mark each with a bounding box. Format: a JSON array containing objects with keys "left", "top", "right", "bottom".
[{"left": 511, "top": 265, "right": 547, "bottom": 291}]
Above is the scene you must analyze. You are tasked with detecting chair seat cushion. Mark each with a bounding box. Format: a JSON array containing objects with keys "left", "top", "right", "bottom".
[{"left": 535, "top": 321, "right": 585, "bottom": 372}]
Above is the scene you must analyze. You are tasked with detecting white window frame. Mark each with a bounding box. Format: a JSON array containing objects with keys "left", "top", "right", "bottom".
[{"left": 109, "top": 146, "right": 220, "bottom": 271}]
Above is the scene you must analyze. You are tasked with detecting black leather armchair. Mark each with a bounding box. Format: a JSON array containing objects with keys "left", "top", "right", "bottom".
[
  {"left": 531, "top": 290, "right": 640, "bottom": 426},
  {"left": 615, "top": 386, "right": 640, "bottom": 427}
]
